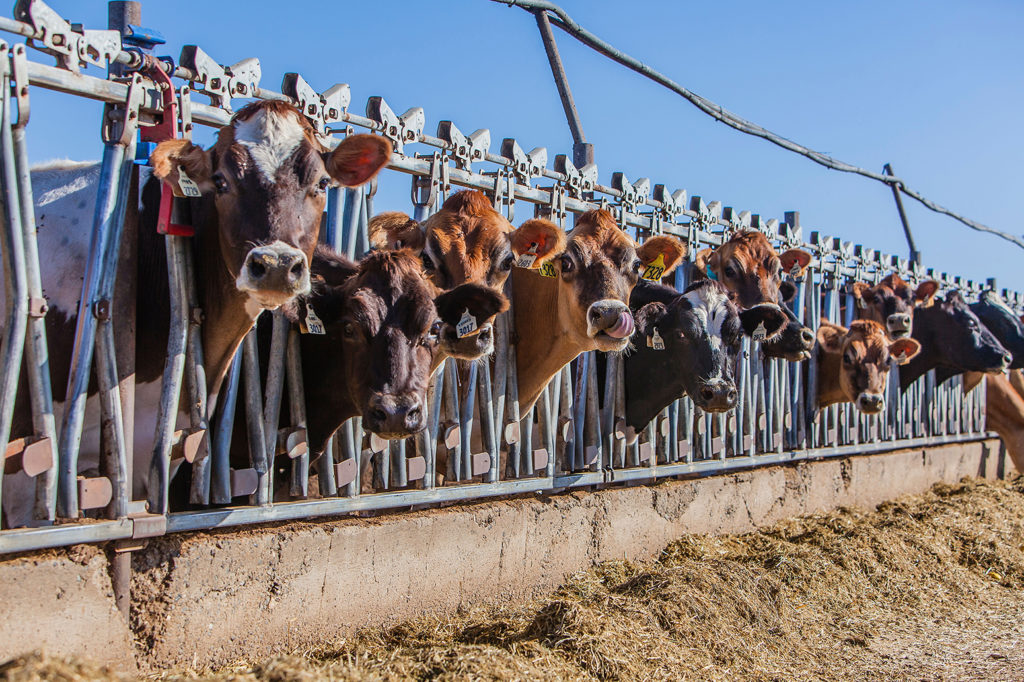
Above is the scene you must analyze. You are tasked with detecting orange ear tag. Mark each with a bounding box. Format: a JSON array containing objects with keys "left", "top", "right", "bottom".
[{"left": 641, "top": 253, "right": 666, "bottom": 281}]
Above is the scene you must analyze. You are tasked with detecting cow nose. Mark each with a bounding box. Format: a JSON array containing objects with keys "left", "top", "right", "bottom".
[
  {"left": 242, "top": 244, "right": 309, "bottom": 293},
  {"left": 858, "top": 393, "right": 885, "bottom": 413},
  {"left": 697, "top": 380, "right": 737, "bottom": 412},
  {"left": 800, "top": 327, "right": 815, "bottom": 347},
  {"left": 887, "top": 313, "right": 911, "bottom": 332},
  {"left": 365, "top": 394, "right": 424, "bottom": 437},
  {"left": 588, "top": 300, "right": 633, "bottom": 338}
]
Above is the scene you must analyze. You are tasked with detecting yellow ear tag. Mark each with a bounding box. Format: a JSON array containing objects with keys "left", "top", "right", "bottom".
[
  {"left": 176, "top": 165, "right": 202, "bottom": 198},
  {"left": 456, "top": 309, "right": 478, "bottom": 338},
  {"left": 515, "top": 242, "right": 539, "bottom": 269},
  {"left": 647, "top": 327, "right": 665, "bottom": 350},
  {"left": 641, "top": 253, "right": 666, "bottom": 281},
  {"left": 539, "top": 260, "right": 558, "bottom": 278},
  {"left": 302, "top": 305, "right": 325, "bottom": 335}
]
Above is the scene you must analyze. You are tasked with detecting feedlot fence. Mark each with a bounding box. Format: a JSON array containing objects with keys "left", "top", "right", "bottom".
[{"left": 0, "top": 0, "right": 1009, "bottom": 554}]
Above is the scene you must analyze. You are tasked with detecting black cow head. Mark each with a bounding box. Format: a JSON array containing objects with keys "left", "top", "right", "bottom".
[{"left": 970, "top": 290, "right": 1024, "bottom": 369}]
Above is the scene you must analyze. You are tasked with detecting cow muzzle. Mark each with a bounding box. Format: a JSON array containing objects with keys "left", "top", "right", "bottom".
[
  {"left": 857, "top": 392, "right": 885, "bottom": 414},
  {"left": 440, "top": 322, "right": 495, "bottom": 361},
  {"left": 236, "top": 241, "right": 310, "bottom": 307},
  {"left": 696, "top": 379, "right": 737, "bottom": 412},
  {"left": 886, "top": 314, "right": 912, "bottom": 339},
  {"left": 364, "top": 393, "right": 425, "bottom": 439},
  {"left": 587, "top": 300, "right": 633, "bottom": 350}
]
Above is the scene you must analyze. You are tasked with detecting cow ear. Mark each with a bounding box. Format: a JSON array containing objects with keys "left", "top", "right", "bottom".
[
  {"left": 434, "top": 283, "right": 508, "bottom": 327},
  {"left": 779, "top": 249, "right": 811, "bottom": 277},
  {"left": 692, "top": 248, "right": 716, "bottom": 280},
  {"left": 510, "top": 218, "right": 566, "bottom": 267},
  {"left": 851, "top": 281, "right": 875, "bottom": 305},
  {"left": 369, "top": 211, "right": 423, "bottom": 252},
  {"left": 778, "top": 280, "right": 797, "bottom": 304},
  {"left": 915, "top": 280, "right": 939, "bottom": 307},
  {"left": 634, "top": 301, "right": 669, "bottom": 338},
  {"left": 325, "top": 134, "right": 391, "bottom": 187},
  {"left": 637, "top": 236, "right": 686, "bottom": 278},
  {"left": 889, "top": 338, "right": 921, "bottom": 365},
  {"left": 150, "top": 139, "right": 213, "bottom": 196},
  {"left": 816, "top": 321, "right": 846, "bottom": 354},
  {"left": 739, "top": 304, "right": 788, "bottom": 341}
]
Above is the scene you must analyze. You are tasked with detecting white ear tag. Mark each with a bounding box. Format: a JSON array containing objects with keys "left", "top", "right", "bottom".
[
  {"left": 303, "top": 305, "right": 325, "bottom": 335},
  {"left": 176, "top": 166, "right": 202, "bottom": 198},
  {"left": 516, "top": 241, "right": 539, "bottom": 268},
  {"left": 456, "top": 309, "right": 478, "bottom": 338},
  {"left": 752, "top": 321, "right": 768, "bottom": 342},
  {"left": 789, "top": 260, "right": 802, "bottom": 277},
  {"left": 642, "top": 253, "right": 667, "bottom": 281},
  {"left": 856, "top": 296, "right": 867, "bottom": 310},
  {"left": 648, "top": 327, "right": 665, "bottom": 350},
  {"left": 893, "top": 349, "right": 908, "bottom": 365}
]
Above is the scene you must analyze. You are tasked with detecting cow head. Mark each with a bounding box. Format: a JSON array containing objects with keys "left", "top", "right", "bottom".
[
  {"left": 287, "top": 248, "right": 438, "bottom": 443},
  {"left": 369, "top": 190, "right": 554, "bottom": 359},
  {"left": 901, "top": 290, "right": 1012, "bottom": 389},
  {"left": 694, "top": 231, "right": 810, "bottom": 309},
  {"left": 851, "top": 274, "right": 938, "bottom": 341},
  {"left": 526, "top": 210, "right": 685, "bottom": 353},
  {"left": 817, "top": 319, "right": 919, "bottom": 413},
  {"left": 629, "top": 281, "right": 787, "bottom": 423},
  {"left": 760, "top": 279, "right": 816, "bottom": 361},
  {"left": 970, "top": 290, "right": 1024, "bottom": 368},
  {"left": 151, "top": 101, "right": 391, "bottom": 312}
]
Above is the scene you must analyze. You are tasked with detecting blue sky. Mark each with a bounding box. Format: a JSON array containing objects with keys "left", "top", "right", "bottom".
[{"left": 25, "top": 1, "right": 1024, "bottom": 292}]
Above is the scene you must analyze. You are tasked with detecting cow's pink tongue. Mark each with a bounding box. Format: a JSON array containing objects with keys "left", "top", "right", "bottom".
[{"left": 605, "top": 312, "right": 634, "bottom": 339}]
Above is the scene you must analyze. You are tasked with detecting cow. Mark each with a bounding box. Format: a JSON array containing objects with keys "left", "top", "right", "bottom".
[
  {"left": 693, "top": 230, "right": 814, "bottom": 360},
  {"left": 369, "top": 189, "right": 559, "bottom": 362},
  {"left": 851, "top": 273, "right": 939, "bottom": 340},
  {"left": 968, "top": 290, "right": 1024, "bottom": 369},
  {"left": 898, "top": 290, "right": 1011, "bottom": 390},
  {"left": 510, "top": 209, "right": 686, "bottom": 411},
  {"left": 2, "top": 100, "right": 391, "bottom": 524},
  {"left": 623, "top": 279, "right": 788, "bottom": 433},
  {"left": 815, "top": 319, "right": 920, "bottom": 412}
]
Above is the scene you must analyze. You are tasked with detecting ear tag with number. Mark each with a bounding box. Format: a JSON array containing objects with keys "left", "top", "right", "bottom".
[
  {"left": 893, "top": 349, "right": 908, "bottom": 365},
  {"left": 752, "top": 321, "right": 768, "bottom": 342},
  {"left": 302, "top": 305, "right": 325, "bottom": 335},
  {"left": 789, "top": 260, "right": 802, "bottom": 277},
  {"left": 647, "top": 327, "right": 665, "bottom": 350},
  {"left": 176, "top": 166, "right": 202, "bottom": 198},
  {"left": 856, "top": 296, "right": 867, "bottom": 310},
  {"left": 516, "top": 242, "right": 539, "bottom": 269},
  {"left": 642, "top": 253, "right": 666, "bottom": 281},
  {"left": 456, "top": 309, "right": 478, "bottom": 338}
]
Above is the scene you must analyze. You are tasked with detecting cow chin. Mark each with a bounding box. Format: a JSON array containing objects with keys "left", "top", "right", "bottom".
[{"left": 592, "top": 333, "right": 631, "bottom": 353}]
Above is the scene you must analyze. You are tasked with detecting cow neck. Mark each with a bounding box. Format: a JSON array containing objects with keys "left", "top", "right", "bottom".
[
  {"left": 980, "top": 372, "right": 1024, "bottom": 471},
  {"left": 899, "top": 315, "right": 938, "bottom": 390},
  {"left": 510, "top": 268, "right": 581, "bottom": 412},
  {"left": 298, "top": 332, "right": 358, "bottom": 454},
  {"left": 816, "top": 347, "right": 846, "bottom": 407}
]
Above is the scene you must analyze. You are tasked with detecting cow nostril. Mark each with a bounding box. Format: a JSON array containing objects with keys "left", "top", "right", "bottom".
[
  {"left": 478, "top": 326, "right": 492, "bottom": 344},
  {"left": 701, "top": 387, "right": 715, "bottom": 401},
  {"left": 588, "top": 308, "right": 602, "bottom": 324},
  {"left": 370, "top": 408, "right": 387, "bottom": 424},
  {"left": 727, "top": 389, "right": 737, "bottom": 403},
  {"left": 407, "top": 407, "right": 422, "bottom": 424},
  {"left": 289, "top": 260, "right": 305, "bottom": 278},
  {"left": 248, "top": 259, "right": 267, "bottom": 280},
  {"left": 801, "top": 329, "right": 814, "bottom": 344}
]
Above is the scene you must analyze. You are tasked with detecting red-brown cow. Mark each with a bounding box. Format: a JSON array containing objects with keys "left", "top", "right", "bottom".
[{"left": 816, "top": 319, "right": 919, "bottom": 412}]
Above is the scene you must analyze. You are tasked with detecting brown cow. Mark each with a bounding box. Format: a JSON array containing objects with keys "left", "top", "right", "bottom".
[
  {"left": 816, "top": 319, "right": 920, "bottom": 412},
  {"left": 511, "top": 209, "right": 686, "bottom": 410},
  {"left": 851, "top": 273, "right": 939, "bottom": 340},
  {"left": 369, "top": 190, "right": 560, "bottom": 361}
]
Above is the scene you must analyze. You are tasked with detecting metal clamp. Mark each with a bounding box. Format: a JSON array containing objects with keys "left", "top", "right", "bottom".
[
  {"left": 366, "top": 96, "right": 423, "bottom": 154},
  {"left": 554, "top": 154, "right": 597, "bottom": 199},
  {"left": 101, "top": 72, "right": 144, "bottom": 146},
  {"left": 689, "top": 196, "right": 722, "bottom": 231},
  {"left": 500, "top": 138, "right": 546, "bottom": 185},
  {"left": 721, "top": 205, "right": 751, "bottom": 238},
  {"left": 436, "top": 120, "right": 489, "bottom": 170},
  {"left": 281, "top": 73, "right": 349, "bottom": 136},
  {"left": 14, "top": 0, "right": 121, "bottom": 74},
  {"left": 10, "top": 44, "right": 30, "bottom": 128},
  {"left": 179, "top": 45, "right": 261, "bottom": 110},
  {"left": 751, "top": 213, "right": 778, "bottom": 238},
  {"left": 611, "top": 172, "right": 650, "bottom": 226}
]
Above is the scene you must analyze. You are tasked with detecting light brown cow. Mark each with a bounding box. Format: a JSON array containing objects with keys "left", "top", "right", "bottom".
[
  {"left": 369, "top": 190, "right": 561, "bottom": 361},
  {"left": 816, "top": 319, "right": 919, "bottom": 412},
  {"left": 851, "top": 273, "right": 939, "bottom": 340},
  {"left": 960, "top": 370, "right": 1024, "bottom": 472},
  {"left": 511, "top": 209, "right": 686, "bottom": 410},
  {"left": 694, "top": 230, "right": 810, "bottom": 308}
]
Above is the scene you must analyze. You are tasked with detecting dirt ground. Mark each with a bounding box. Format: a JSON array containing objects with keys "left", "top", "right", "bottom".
[{"left": 3, "top": 476, "right": 1024, "bottom": 681}]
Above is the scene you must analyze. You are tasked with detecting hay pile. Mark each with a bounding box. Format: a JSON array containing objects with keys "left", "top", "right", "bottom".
[{"left": 5, "top": 476, "right": 1024, "bottom": 681}]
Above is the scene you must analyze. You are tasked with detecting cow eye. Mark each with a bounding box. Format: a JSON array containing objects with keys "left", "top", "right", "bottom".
[
  {"left": 500, "top": 254, "right": 515, "bottom": 271},
  {"left": 342, "top": 322, "right": 357, "bottom": 339},
  {"left": 420, "top": 253, "right": 435, "bottom": 272},
  {"left": 212, "top": 173, "right": 229, "bottom": 195},
  {"left": 843, "top": 351, "right": 855, "bottom": 365},
  {"left": 423, "top": 320, "right": 442, "bottom": 346},
  {"left": 723, "top": 266, "right": 737, "bottom": 278},
  {"left": 632, "top": 259, "right": 643, "bottom": 274},
  {"left": 317, "top": 176, "right": 331, "bottom": 193},
  {"left": 559, "top": 254, "right": 575, "bottom": 273}
]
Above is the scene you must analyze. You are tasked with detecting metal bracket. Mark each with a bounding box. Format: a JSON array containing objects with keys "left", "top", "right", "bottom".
[
  {"left": 653, "top": 184, "right": 687, "bottom": 224},
  {"left": 10, "top": 44, "right": 30, "bottom": 128},
  {"left": 179, "top": 45, "right": 261, "bottom": 110},
  {"left": 554, "top": 154, "right": 597, "bottom": 199},
  {"left": 411, "top": 152, "right": 442, "bottom": 212},
  {"left": 436, "top": 121, "right": 490, "bottom": 170},
  {"left": 721, "top": 206, "right": 751, "bottom": 236},
  {"left": 130, "top": 512, "right": 167, "bottom": 540},
  {"left": 366, "top": 96, "right": 423, "bottom": 154},
  {"left": 281, "top": 73, "right": 349, "bottom": 136},
  {"left": 101, "top": 72, "right": 144, "bottom": 146},
  {"left": 501, "top": 138, "right": 546, "bottom": 185},
  {"left": 689, "top": 196, "right": 722, "bottom": 231},
  {"left": 14, "top": 0, "right": 121, "bottom": 74},
  {"left": 27, "top": 296, "right": 47, "bottom": 318},
  {"left": 4, "top": 436, "right": 53, "bottom": 476},
  {"left": 611, "top": 172, "right": 650, "bottom": 226},
  {"left": 780, "top": 211, "right": 804, "bottom": 246},
  {"left": 751, "top": 214, "right": 778, "bottom": 238}
]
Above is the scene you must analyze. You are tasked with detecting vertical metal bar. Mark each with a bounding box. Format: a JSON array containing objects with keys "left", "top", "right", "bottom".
[
  {"left": 242, "top": 332, "right": 269, "bottom": 505},
  {"left": 285, "top": 329, "right": 309, "bottom": 497},
  {"left": 261, "top": 312, "right": 289, "bottom": 497},
  {"left": 210, "top": 346, "right": 241, "bottom": 504},
  {"left": 182, "top": 247, "right": 210, "bottom": 506}
]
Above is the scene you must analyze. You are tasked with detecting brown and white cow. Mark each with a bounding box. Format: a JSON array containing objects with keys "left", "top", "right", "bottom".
[
  {"left": 851, "top": 273, "right": 938, "bottom": 340},
  {"left": 3, "top": 100, "right": 390, "bottom": 523},
  {"left": 369, "top": 190, "right": 559, "bottom": 361},
  {"left": 511, "top": 209, "right": 686, "bottom": 410},
  {"left": 816, "top": 319, "right": 919, "bottom": 412}
]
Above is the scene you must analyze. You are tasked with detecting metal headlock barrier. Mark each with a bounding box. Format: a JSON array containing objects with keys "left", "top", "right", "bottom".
[{"left": 0, "top": 0, "right": 1016, "bottom": 559}]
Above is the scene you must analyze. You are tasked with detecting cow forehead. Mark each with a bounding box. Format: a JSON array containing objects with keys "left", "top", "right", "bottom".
[
  {"left": 721, "top": 233, "right": 777, "bottom": 267},
  {"left": 232, "top": 107, "right": 310, "bottom": 184},
  {"left": 846, "top": 321, "right": 888, "bottom": 358},
  {"left": 568, "top": 211, "right": 635, "bottom": 257}
]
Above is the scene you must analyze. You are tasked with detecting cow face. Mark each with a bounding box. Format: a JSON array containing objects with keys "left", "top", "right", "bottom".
[
  {"left": 818, "top": 320, "right": 919, "bottom": 413},
  {"left": 970, "top": 290, "right": 1024, "bottom": 369},
  {"left": 531, "top": 210, "right": 685, "bottom": 353},
  {"left": 632, "top": 281, "right": 787, "bottom": 415},
  {"left": 760, "top": 279, "right": 816, "bottom": 361},
  {"left": 369, "top": 190, "right": 561, "bottom": 360},
  {"left": 852, "top": 274, "right": 938, "bottom": 341},
  {"left": 151, "top": 101, "right": 391, "bottom": 312},
  {"left": 695, "top": 231, "right": 810, "bottom": 309},
  {"left": 289, "top": 249, "right": 438, "bottom": 442}
]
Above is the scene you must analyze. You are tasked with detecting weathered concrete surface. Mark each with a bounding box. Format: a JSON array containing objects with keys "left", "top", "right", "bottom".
[{"left": 0, "top": 439, "right": 1008, "bottom": 671}]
